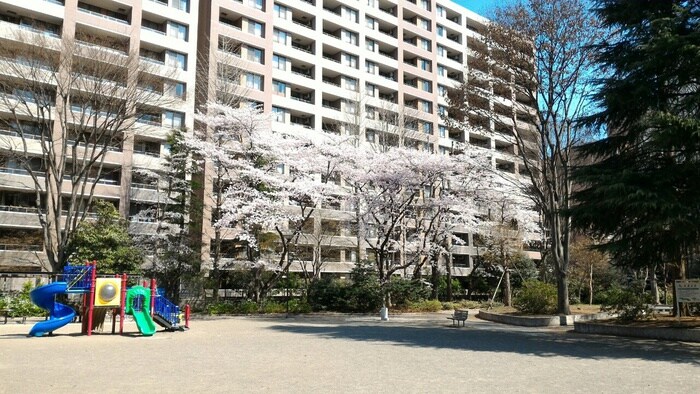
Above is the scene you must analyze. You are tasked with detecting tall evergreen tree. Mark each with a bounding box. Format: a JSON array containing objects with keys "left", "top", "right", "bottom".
[{"left": 573, "top": 1, "right": 700, "bottom": 294}]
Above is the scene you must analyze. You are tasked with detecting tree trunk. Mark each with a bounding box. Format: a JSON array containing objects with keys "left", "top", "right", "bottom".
[
  {"left": 556, "top": 276, "right": 570, "bottom": 315},
  {"left": 588, "top": 264, "right": 593, "bottom": 305},
  {"left": 503, "top": 268, "right": 512, "bottom": 307},
  {"left": 446, "top": 255, "right": 453, "bottom": 302},
  {"left": 650, "top": 264, "right": 659, "bottom": 304},
  {"left": 430, "top": 263, "right": 439, "bottom": 300}
]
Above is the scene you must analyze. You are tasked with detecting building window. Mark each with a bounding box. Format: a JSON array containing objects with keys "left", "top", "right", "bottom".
[
  {"left": 439, "top": 125, "right": 446, "bottom": 138},
  {"left": 164, "top": 111, "right": 184, "bottom": 128},
  {"left": 248, "top": 19, "right": 264, "bottom": 37},
  {"left": 366, "top": 16, "right": 375, "bottom": 29},
  {"left": 423, "top": 122, "right": 433, "bottom": 134},
  {"left": 419, "top": 18, "right": 430, "bottom": 31},
  {"left": 437, "top": 45, "right": 445, "bottom": 57},
  {"left": 344, "top": 77, "right": 358, "bottom": 92},
  {"left": 273, "top": 80, "right": 286, "bottom": 96},
  {"left": 272, "top": 106, "right": 286, "bottom": 122},
  {"left": 438, "top": 5, "right": 446, "bottom": 17},
  {"left": 174, "top": 0, "right": 189, "bottom": 12},
  {"left": 438, "top": 105, "right": 447, "bottom": 116},
  {"left": 167, "top": 21, "right": 188, "bottom": 41},
  {"left": 420, "top": 0, "right": 431, "bottom": 11},
  {"left": 342, "top": 53, "right": 358, "bottom": 69},
  {"left": 164, "top": 81, "right": 186, "bottom": 99},
  {"left": 246, "top": 73, "right": 263, "bottom": 90},
  {"left": 273, "top": 54, "right": 287, "bottom": 70},
  {"left": 165, "top": 50, "right": 186, "bottom": 70},
  {"left": 342, "top": 30, "right": 358, "bottom": 46},
  {"left": 437, "top": 25, "right": 445, "bottom": 37},
  {"left": 366, "top": 39, "right": 376, "bottom": 52},
  {"left": 343, "top": 7, "right": 358, "bottom": 23},
  {"left": 419, "top": 58, "right": 431, "bottom": 71},
  {"left": 365, "top": 83, "right": 376, "bottom": 97},
  {"left": 274, "top": 4, "right": 287, "bottom": 19},
  {"left": 246, "top": 46, "right": 264, "bottom": 64},
  {"left": 344, "top": 100, "right": 357, "bottom": 114},
  {"left": 437, "top": 65, "right": 446, "bottom": 77},
  {"left": 438, "top": 84, "right": 447, "bottom": 96},
  {"left": 420, "top": 38, "right": 431, "bottom": 51},
  {"left": 421, "top": 100, "right": 432, "bottom": 113},
  {"left": 249, "top": 0, "right": 264, "bottom": 10},
  {"left": 366, "top": 129, "right": 376, "bottom": 143},
  {"left": 365, "top": 60, "right": 376, "bottom": 74},
  {"left": 273, "top": 29, "right": 288, "bottom": 44},
  {"left": 422, "top": 79, "right": 432, "bottom": 92}
]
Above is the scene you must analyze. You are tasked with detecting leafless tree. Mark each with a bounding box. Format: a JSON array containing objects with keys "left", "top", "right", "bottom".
[
  {"left": 446, "top": 0, "right": 602, "bottom": 314},
  {"left": 0, "top": 32, "right": 177, "bottom": 272}
]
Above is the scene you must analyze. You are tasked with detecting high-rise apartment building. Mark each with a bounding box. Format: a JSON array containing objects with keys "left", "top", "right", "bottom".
[
  {"left": 0, "top": 0, "right": 198, "bottom": 272},
  {"left": 0, "top": 0, "right": 538, "bottom": 281}
]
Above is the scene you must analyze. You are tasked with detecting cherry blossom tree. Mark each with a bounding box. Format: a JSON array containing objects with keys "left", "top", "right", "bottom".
[{"left": 192, "top": 103, "right": 344, "bottom": 302}]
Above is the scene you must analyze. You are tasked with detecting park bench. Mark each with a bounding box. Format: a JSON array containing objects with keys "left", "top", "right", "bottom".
[
  {"left": 447, "top": 309, "right": 469, "bottom": 327},
  {"left": 1, "top": 309, "right": 25, "bottom": 324},
  {"left": 650, "top": 304, "right": 673, "bottom": 314}
]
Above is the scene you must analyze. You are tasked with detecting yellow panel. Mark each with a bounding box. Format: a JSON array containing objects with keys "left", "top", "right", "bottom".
[{"left": 95, "top": 278, "right": 122, "bottom": 307}]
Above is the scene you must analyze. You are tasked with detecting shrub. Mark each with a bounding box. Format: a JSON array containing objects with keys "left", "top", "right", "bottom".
[
  {"left": 9, "top": 282, "right": 46, "bottom": 318},
  {"left": 346, "top": 262, "right": 382, "bottom": 313},
  {"left": 599, "top": 286, "right": 652, "bottom": 322},
  {"left": 514, "top": 280, "right": 557, "bottom": 314},
  {"left": 387, "top": 278, "right": 431, "bottom": 308},
  {"left": 438, "top": 277, "right": 463, "bottom": 300},
  {"left": 262, "top": 302, "right": 286, "bottom": 314},
  {"left": 441, "top": 302, "right": 456, "bottom": 310},
  {"left": 406, "top": 300, "right": 443, "bottom": 312},
  {"left": 307, "top": 278, "right": 349, "bottom": 312},
  {"left": 206, "top": 300, "right": 259, "bottom": 315}
]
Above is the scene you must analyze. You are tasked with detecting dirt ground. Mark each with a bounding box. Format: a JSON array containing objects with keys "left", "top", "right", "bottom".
[{"left": 2, "top": 312, "right": 699, "bottom": 393}]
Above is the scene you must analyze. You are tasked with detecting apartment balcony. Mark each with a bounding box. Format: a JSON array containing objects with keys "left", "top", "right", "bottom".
[
  {"left": 77, "top": 1, "right": 131, "bottom": 27},
  {"left": 0, "top": 13, "right": 62, "bottom": 42}
]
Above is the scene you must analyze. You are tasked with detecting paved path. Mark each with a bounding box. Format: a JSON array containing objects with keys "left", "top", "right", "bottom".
[{"left": 1, "top": 312, "right": 699, "bottom": 393}]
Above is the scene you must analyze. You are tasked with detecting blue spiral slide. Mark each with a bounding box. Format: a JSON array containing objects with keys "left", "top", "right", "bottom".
[{"left": 28, "top": 282, "right": 76, "bottom": 337}]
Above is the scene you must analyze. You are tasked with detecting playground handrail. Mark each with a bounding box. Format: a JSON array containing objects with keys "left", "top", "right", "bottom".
[
  {"left": 64, "top": 265, "right": 93, "bottom": 292},
  {"left": 154, "top": 294, "right": 179, "bottom": 326}
]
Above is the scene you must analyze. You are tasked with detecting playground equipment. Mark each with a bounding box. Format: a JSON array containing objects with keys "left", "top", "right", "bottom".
[{"left": 27, "top": 262, "right": 190, "bottom": 337}]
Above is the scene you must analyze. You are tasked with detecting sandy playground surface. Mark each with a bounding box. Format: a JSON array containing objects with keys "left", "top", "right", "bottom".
[{"left": 1, "top": 312, "right": 700, "bottom": 393}]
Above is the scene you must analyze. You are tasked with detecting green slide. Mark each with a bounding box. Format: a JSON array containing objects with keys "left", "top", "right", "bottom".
[{"left": 125, "top": 286, "right": 156, "bottom": 336}]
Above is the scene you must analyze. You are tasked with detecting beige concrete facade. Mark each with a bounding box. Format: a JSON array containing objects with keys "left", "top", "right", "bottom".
[{"left": 0, "top": 0, "right": 538, "bottom": 280}]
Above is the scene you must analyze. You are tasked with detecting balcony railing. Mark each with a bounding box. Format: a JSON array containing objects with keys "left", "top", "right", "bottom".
[
  {"left": 77, "top": 6, "right": 130, "bottom": 25},
  {"left": 0, "top": 205, "right": 39, "bottom": 214},
  {"left": 0, "top": 244, "right": 43, "bottom": 252}
]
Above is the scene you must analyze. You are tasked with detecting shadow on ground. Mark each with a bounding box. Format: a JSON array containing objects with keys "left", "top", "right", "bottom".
[{"left": 266, "top": 321, "right": 700, "bottom": 366}]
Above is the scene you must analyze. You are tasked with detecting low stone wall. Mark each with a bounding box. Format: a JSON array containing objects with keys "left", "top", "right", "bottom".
[
  {"left": 478, "top": 310, "right": 614, "bottom": 327},
  {"left": 574, "top": 321, "right": 700, "bottom": 342}
]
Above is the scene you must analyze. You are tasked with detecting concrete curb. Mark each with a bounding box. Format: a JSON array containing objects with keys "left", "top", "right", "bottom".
[
  {"left": 574, "top": 321, "right": 700, "bottom": 342},
  {"left": 477, "top": 310, "right": 614, "bottom": 327}
]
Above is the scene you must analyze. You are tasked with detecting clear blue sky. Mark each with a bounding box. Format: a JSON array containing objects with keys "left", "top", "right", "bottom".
[{"left": 454, "top": 0, "right": 519, "bottom": 17}]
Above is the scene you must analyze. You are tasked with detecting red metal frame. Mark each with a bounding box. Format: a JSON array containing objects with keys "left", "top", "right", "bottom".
[
  {"left": 86, "top": 261, "right": 97, "bottom": 337},
  {"left": 184, "top": 304, "right": 190, "bottom": 328},
  {"left": 150, "top": 279, "right": 157, "bottom": 316},
  {"left": 119, "top": 274, "right": 127, "bottom": 335}
]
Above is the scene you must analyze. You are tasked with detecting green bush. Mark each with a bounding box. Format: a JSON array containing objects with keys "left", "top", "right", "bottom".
[
  {"left": 307, "top": 278, "right": 350, "bottom": 312},
  {"left": 514, "top": 280, "right": 557, "bottom": 314},
  {"left": 599, "top": 286, "right": 652, "bottom": 322},
  {"left": 406, "top": 300, "right": 443, "bottom": 312},
  {"left": 437, "top": 277, "right": 463, "bottom": 300},
  {"left": 346, "top": 262, "right": 382, "bottom": 313},
  {"left": 7, "top": 282, "right": 46, "bottom": 318},
  {"left": 387, "top": 278, "right": 431, "bottom": 308},
  {"left": 206, "top": 300, "right": 259, "bottom": 315},
  {"left": 262, "top": 302, "right": 286, "bottom": 313},
  {"left": 441, "top": 302, "right": 456, "bottom": 310}
]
